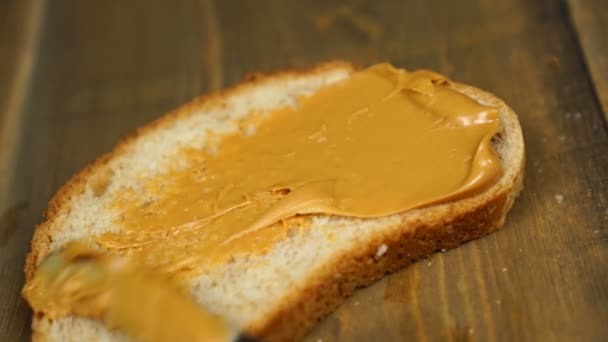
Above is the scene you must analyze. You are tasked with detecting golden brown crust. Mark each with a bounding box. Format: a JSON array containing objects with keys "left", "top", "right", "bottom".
[{"left": 25, "top": 62, "right": 524, "bottom": 342}]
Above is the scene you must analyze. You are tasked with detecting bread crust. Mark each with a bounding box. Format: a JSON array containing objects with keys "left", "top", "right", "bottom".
[{"left": 24, "top": 62, "right": 524, "bottom": 341}]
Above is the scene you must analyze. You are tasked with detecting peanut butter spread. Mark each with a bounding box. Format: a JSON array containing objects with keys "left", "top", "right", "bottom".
[
  {"left": 23, "top": 63, "right": 502, "bottom": 341},
  {"left": 22, "top": 243, "right": 232, "bottom": 342},
  {"left": 93, "top": 63, "right": 502, "bottom": 275}
]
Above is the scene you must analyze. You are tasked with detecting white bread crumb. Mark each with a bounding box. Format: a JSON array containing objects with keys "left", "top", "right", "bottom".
[{"left": 376, "top": 244, "right": 388, "bottom": 257}]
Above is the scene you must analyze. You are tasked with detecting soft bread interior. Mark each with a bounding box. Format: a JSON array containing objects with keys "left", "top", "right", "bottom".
[{"left": 27, "top": 63, "right": 524, "bottom": 341}]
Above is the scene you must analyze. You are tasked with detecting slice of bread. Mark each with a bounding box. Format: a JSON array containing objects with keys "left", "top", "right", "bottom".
[{"left": 24, "top": 61, "right": 525, "bottom": 342}]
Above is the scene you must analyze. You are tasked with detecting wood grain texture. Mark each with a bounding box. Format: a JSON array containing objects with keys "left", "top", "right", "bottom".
[
  {"left": 0, "top": 0, "right": 45, "bottom": 339},
  {"left": 0, "top": 0, "right": 607, "bottom": 341},
  {"left": 567, "top": 0, "right": 608, "bottom": 122}
]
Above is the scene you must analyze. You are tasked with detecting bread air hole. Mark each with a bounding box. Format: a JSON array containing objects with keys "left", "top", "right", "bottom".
[
  {"left": 90, "top": 168, "right": 114, "bottom": 197},
  {"left": 491, "top": 132, "right": 503, "bottom": 145}
]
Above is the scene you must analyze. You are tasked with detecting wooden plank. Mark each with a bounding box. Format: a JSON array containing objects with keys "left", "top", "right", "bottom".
[
  {"left": 568, "top": 0, "right": 608, "bottom": 122},
  {"left": 0, "top": 0, "right": 45, "bottom": 339},
  {"left": 0, "top": 0, "right": 607, "bottom": 341},
  {"left": 0, "top": 0, "right": 43, "bottom": 225},
  {"left": 0, "top": 0, "right": 215, "bottom": 340}
]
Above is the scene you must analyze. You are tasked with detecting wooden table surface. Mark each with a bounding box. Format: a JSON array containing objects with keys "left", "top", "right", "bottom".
[{"left": 1, "top": 0, "right": 607, "bottom": 341}]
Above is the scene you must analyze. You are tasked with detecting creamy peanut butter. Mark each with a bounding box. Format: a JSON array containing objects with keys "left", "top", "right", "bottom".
[
  {"left": 96, "top": 63, "right": 501, "bottom": 275},
  {"left": 22, "top": 243, "right": 233, "bottom": 342}
]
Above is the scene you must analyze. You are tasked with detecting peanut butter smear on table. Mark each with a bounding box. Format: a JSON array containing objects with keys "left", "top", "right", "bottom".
[{"left": 95, "top": 63, "right": 501, "bottom": 275}]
